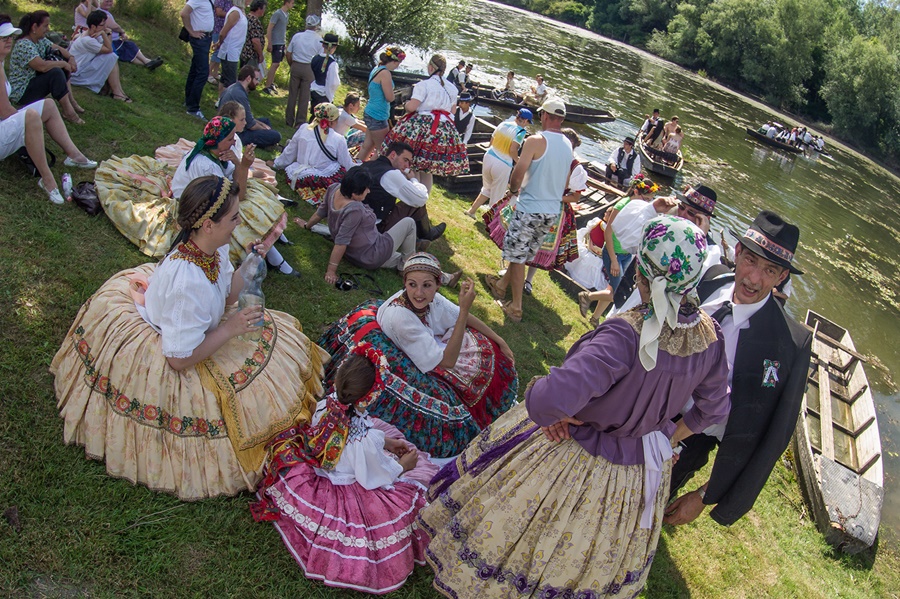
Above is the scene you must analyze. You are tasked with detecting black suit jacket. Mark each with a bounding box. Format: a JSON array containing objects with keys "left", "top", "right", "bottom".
[{"left": 703, "top": 291, "right": 812, "bottom": 525}]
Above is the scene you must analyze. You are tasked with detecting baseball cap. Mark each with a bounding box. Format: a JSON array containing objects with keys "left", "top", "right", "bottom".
[
  {"left": 0, "top": 22, "right": 23, "bottom": 37},
  {"left": 306, "top": 14, "right": 321, "bottom": 28},
  {"left": 516, "top": 108, "right": 533, "bottom": 123},
  {"left": 539, "top": 97, "right": 566, "bottom": 118}
]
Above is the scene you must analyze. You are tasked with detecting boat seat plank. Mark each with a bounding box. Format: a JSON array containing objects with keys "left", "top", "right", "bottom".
[
  {"left": 803, "top": 324, "right": 867, "bottom": 364},
  {"left": 805, "top": 408, "right": 876, "bottom": 440},
  {"left": 818, "top": 362, "right": 835, "bottom": 460}
]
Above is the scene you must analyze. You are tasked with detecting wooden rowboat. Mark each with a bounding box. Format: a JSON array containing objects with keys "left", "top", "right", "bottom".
[
  {"left": 470, "top": 87, "right": 615, "bottom": 125},
  {"left": 637, "top": 141, "right": 683, "bottom": 177},
  {"left": 342, "top": 66, "right": 615, "bottom": 125},
  {"left": 745, "top": 127, "right": 803, "bottom": 154},
  {"left": 792, "top": 311, "right": 883, "bottom": 553}
]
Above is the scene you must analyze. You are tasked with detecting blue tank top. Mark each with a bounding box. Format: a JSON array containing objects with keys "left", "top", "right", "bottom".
[
  {"left": 518, "top": 131, "right": 573, "bottom": 214},
  {"left": 365, "top": 66, "right": 391, "bottom": 121}
]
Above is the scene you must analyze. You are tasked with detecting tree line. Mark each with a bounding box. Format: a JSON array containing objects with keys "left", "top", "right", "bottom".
[{"left": 494, "top": 0, "right": 900, "bottom": 165}]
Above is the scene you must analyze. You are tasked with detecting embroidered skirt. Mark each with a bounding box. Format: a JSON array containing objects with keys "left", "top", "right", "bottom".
[
  {"left": 383, "top": 114, "right": 469, "bottom": 177},
  {"left": 96, "top": 155, "right": 286, "bottom": 264},
  {"left": 284, "top": 162, "right": 346, "bottom": 206},
  {"left": 256, "top": 417, "right": 438, "bottom": 594},
  {"left": 50, "top": 265, "right": 330, "bottom": 501},
  {"left": 317, "top": 300, "right": 518, "bottom": 458},
  {"left": 484, "top": 197, "right": 578, "bottom": 270},
  {"left": 419, "top": 402, "right": 670, "bottom": 599}
]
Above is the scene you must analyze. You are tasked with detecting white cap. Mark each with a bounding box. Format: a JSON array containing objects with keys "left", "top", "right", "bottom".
[
  {"left": 306, "top": 14, "right": 321, "bottom": 28},
  {"left": 0, "top": 22, "right": 23, "bottom": 37},
  {"left": 539, "top": 97, "right": 566, "bottom": 118}
]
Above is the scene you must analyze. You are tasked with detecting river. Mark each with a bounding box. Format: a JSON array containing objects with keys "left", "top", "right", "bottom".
[{"left": 326, "top": 0, "right": 900, "bottom": 536}]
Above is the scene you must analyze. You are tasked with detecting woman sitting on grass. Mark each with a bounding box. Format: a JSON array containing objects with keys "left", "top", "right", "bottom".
[
  {"left": 8, "top": 10, "right": 84, "bottom": 123},
  {"left": 273, "top": 102, "right": 355, "bottom": 205},
  {"left": 51, "top": 175, "right": 330, "bottom": 501},
  {"left": 96, "top": 115, "right": 300, "bottom": 276},
  {"left": 295, "top": 165, "right": 460, "bottom": 285},
  {"left": 252, "top": 347, "right": 439, "bottom": 594},
  {"left": 318, "top": 252, "right": 517, "bottom": 458},
  {"left": 333, "top": 92, "right": 367, "bottom": 151},
  {"left": 1, "top": 15, "right": 96, "bottom": 205},
  {"left": 67, "top": 10, "right": 132, "bottom": 102}
]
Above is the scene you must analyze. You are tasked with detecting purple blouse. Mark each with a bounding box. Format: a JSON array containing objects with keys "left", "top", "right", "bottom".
[{"left": 526, "top": 315, "right": 730, "bottom": 465}]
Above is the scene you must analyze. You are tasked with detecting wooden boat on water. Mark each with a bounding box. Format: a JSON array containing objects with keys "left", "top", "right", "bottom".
[
  {"left": 637, "top": 141, "right": 683, "bottom": 177},
  {"left": 343, "top": 66, "right": 615, "bottom": 125},
  {"left": 792, "top": 311, "right": 883, "bottom": 554},
  {"left": 469, "top": 87, "right": 615, "bottom": 125},
  {"left": 745, "top": 127, "right": 803, "bottom": 154}
]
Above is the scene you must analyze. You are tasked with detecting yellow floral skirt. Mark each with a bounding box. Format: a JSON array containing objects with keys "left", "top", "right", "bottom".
[
  {"left": 96, "top": 155, "right": 286, "bottom": 264},
  {"left": 50, "top": 264, "right": 330, "bottom": 501},
  {"left": 418, "top": 402, "right": 670, "bottom": 599}
]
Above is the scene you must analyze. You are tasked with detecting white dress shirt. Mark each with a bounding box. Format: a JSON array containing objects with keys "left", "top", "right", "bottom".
[
  {"left": 380, "top": 168, "right": 428, "bottom": 208},
  {"left": 286, "top": 29, "right": 322, "bottom": 63}
]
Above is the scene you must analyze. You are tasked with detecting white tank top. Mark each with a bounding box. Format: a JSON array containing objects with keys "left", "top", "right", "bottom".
[{"left": 518, "top": 131, "right": 573, "bottom": 214}]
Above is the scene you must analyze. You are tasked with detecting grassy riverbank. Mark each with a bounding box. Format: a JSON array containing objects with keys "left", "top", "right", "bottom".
[{"left": 1, "top": 1, "right": 898, "bottom": 597}]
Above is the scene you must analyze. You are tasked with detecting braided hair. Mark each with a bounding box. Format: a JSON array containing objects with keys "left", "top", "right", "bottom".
[
  {"left": 428, "top": 53, "right": 447, "bottom": 89},
  {"left": 168, "top": 176, "right": 239, "bottom": 253}
]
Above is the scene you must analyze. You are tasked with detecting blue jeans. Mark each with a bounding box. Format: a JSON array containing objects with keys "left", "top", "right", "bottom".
[
  {"left": 602, "top": 251, "right": 633, "bottom": 293},
  {"left": 185, "top": 34, "right": 211, "bottom": 112},
  {"left": 239, "top": 117, "right": 282, "bottom": 148}
]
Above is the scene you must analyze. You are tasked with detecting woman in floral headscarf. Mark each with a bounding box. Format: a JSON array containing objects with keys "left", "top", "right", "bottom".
[
  {"left": 273, "top": 102, "right": 355, "bottom": 205},
  {"left": 95, "top": 116, "right": 299, "bottom": 275},
  {"left": 419, "top": 215, "right": 730, "bottom": 599}
]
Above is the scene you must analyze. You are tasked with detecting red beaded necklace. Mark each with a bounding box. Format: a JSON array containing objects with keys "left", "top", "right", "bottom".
[{"left": 171, "top": 239, "right": 220, "bottom": 284}]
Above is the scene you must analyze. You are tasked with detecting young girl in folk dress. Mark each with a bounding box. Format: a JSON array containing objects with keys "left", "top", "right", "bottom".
[
  {"left": 383, "top": 53, "right": 468, "bottom": 192},
  {"left": 51, "top": 176, "right": 329, "bottom": 501},
  {"left": 253, "top": 346, "right": 440, "bottom": 594},
  {"left": 273, "top": 102, "right": 355, "bottom": 205},
  {"left": 318, "top": 253, "right": 518, "bottom": 458}
]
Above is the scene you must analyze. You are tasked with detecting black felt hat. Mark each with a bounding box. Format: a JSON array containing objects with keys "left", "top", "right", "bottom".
[
  {"left": 733, "top": 210, "right": 803, "bottom": 274},
  {"left": 676, "top": 184, "right": 717, "bottom": 217}
]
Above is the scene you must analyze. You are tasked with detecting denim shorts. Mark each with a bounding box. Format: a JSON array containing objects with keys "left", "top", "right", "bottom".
[
  {"left": 363, "top": 113, "right": 389, "bottom": 132},
  {"left": 210, "top": 32, "right": 221, "bottom": 63}
]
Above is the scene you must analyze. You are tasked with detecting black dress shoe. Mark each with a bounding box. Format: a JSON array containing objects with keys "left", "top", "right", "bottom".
[
  {"left": 426, "top": 222, "right": 447, "bottom": 241},
  {"left": 276, "top": 236, "right": 294, "bottom": 246},
  {"left": 277, "top": 266, "right": 302, "bottom": 278},
  {"left": 279, "top": 197, "right": 299, "bottom": 208}
]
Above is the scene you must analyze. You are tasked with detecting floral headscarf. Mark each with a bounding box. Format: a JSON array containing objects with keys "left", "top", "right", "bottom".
[
  {"left": 308, "top": 102, "right": 340, "bottom": 131},
  {"left": 185, "top": 116, "right": 236, "bottom": 168},
  {"left": 635, "top": 215, "right": 708, "bottom": 370}
]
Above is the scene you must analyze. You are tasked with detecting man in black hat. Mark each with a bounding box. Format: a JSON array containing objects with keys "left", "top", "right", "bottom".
[
  {"left": 664, "top": 210, "right": 812, "bottom": 527},
  {"left": 605, "top": 137, "right": 641, "bottom": 186},
  {"left": 454, "top": 91, "right": 475, "bottom": 144},
  {"left": 309, "top": 33, "right": 340, "bottom": 119}
]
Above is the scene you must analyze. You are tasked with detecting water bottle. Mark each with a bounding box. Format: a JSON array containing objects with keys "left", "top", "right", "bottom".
[
  {"left": 61, "top": 173, "right": 73, "bottom": 201},
  {"left": 237, "top": 249, "right": 266, "bottom": 342}
]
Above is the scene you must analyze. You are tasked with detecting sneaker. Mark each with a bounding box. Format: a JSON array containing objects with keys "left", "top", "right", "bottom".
[
  {"left": 38, "top": 179, "right": 65, "bottom": 205},
  {"left": 261, "top": 85, "right": 275, "bottom": 95},
  {"left": 186, "top": 110, "right": 206, "bottom": 120},
  {"left": 63, "top": 157, "right": 98, "bottom": 169},
  {"left": 207, "top": 76, "right": 217, "bottom": 84},
  {"left": 523, "top": 281, "right": 533, "bottom": 296}
]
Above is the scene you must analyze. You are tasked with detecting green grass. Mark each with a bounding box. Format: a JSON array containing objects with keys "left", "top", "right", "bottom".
[{"left": 1, "top": 1, "right": 899, "bottom": 597}]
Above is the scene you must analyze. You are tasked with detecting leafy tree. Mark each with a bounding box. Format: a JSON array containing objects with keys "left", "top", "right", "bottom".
[
  {"left": 821, "top": 34, "right": 900, "bottom": 152},
  {"left": 331, "top": 0, "right": 467, "bottom": 61}
]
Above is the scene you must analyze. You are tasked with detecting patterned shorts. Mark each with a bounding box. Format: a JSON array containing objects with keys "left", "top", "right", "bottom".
[{"left": 502, "top": 210, "right": 558, "bottom": 263}]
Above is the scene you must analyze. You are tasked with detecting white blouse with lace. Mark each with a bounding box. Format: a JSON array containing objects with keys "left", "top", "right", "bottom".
[
  {"left": 143, "top": 245, "right": 234, "bottom": 358},
  {"left": 310, "top": 399, "right": 405, "bottom": 491}
]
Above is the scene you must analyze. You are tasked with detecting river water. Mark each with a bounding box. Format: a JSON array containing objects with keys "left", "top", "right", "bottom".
[{"left": 328, "top": 0, "right": 900, "bottom": 535}]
